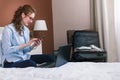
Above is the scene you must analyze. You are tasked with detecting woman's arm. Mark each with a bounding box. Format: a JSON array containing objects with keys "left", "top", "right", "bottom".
[
  {"left": 2, "top": 27, "right": 20, "bottom": 54},
  {"left": 22, "top": 38, "right": 41, "bottom": 53}
]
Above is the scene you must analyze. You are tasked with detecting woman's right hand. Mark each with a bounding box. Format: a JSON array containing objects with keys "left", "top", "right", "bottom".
[
  {"left": 19, "top": 38, "right": 39, "bottom": 49},
  {"left": 26, "top": 38, "right": 38, "bottom": 46}
]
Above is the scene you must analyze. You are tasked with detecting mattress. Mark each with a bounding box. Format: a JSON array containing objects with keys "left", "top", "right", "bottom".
[{"left": 0, "top": 62, "right": 120, "bottom": 80}]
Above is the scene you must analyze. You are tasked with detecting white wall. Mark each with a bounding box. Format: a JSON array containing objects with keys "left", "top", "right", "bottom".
[{"left": 52, "top": 0, "right": 91, "bottom": 50}]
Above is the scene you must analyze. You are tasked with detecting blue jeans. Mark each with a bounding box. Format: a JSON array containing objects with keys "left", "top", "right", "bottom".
[{"left": 4, "top": 54, "right": 54, "bottom": 68}]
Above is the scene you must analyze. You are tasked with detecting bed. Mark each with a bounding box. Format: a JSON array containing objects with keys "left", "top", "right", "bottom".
[
  {"left": 0, "top": 62, "right": 120, "bottom": 80},
  {"left": 1, "top": 27, "right": 120, "bottom": 80}
]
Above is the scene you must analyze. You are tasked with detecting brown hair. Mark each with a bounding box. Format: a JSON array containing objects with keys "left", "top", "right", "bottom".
[{"left": 11, "top": 4, "right": 36, "bottom": 35}]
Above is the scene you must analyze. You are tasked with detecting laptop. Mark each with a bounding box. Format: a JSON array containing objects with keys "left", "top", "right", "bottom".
[
  {"left": 55, "top": 45, "right": 71, "bottom": 67},
  {"left": 37, "top": 45, "right": 71, "bottom": 68}
]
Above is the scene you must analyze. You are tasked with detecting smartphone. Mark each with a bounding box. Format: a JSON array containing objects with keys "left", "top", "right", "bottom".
[{"left": 38, "top": 35, "right": 45, "bottom": 39}]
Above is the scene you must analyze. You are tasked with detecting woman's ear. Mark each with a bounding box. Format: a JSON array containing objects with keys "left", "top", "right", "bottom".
[{"left": 21, "top": 13, "right": 26, "bottom": 18}]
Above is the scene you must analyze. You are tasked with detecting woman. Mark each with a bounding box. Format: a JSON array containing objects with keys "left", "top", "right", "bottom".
[{"left": 1, "top": 4, "right": 54, "bottom": 68}]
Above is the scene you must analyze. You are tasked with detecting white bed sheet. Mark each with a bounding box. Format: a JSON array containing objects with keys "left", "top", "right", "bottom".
[{"left": 0, "top": 62, "right": 120, "bottom": 80}]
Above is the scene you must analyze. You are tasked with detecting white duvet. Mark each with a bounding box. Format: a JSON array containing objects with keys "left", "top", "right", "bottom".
[{"left": 0, "top": 62, "right": 120, "bottom": 80}]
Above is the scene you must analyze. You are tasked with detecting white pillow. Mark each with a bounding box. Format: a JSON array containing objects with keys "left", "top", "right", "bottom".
[
  {"left": 0, "top": 27, "right": 4, "bottom": 35},
  {"left": 0, "top": 40, "right": 2, "bottom": 65},
  {"left": 0, "top": 27, "right": 4, "bottom": 65},
  {"left": 0, "top": 34, "right": 2, "bottom": 40}
]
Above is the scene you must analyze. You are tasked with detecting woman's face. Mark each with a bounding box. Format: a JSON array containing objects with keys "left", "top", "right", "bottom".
[{"left": 22, "top": 12, "right": 35, "bottom": 26}]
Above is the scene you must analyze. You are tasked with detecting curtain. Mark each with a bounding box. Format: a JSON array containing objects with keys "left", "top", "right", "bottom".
[
  {"left": 114, "top": 0, "right": 120, "bottom": 61},
  {"left": 90, "top": 0, "right": 118, "bottom": 62}
]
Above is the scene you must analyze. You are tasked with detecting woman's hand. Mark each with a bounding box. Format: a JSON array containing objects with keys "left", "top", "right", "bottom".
[
  {"left": 26, "top": 38, "right": 39, "bottom": 46},
  {"left": 19, "top": 38, "right": 41, "bottom": 49},
  {"left": 31, "top": 38, "right": 41, "bottom": 48}
]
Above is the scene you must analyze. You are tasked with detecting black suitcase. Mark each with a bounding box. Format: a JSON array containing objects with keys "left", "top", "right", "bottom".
[{"left": 71, "top": 30, "right": 107, "bottom": 62}]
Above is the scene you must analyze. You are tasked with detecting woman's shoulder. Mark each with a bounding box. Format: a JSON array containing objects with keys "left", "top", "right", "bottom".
[
  {"left": 4, "top": 23, "right": 14, "bottom": 29},
  {"left": 3, "top": 23, "right": 15, "bottom": 32}
]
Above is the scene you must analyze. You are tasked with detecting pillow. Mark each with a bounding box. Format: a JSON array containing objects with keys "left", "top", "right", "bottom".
[
  {"left": 0, "top": 27, "right": 4, "bottom": 65},
  {"left": 0, "top": 40, "right": 2, "bottom": 65},
  {"left": 0, "top": 34, "right": 1, "bottom": 39}
]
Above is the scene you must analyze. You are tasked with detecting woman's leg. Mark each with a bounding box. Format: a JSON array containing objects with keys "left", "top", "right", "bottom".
[
  {"left": 4, "top": 60, "right": 37, "bottom": 68},
  {"left": 30, "top": 54, "right": 55, "bottom": 64}
]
